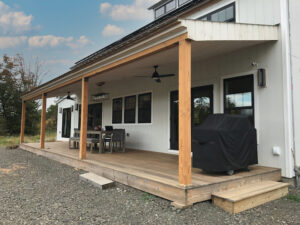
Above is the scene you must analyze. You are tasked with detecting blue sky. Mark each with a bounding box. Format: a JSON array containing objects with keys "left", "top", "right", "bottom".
[{"left": 0, "top": 0, "right": 157, "bottom": 83}]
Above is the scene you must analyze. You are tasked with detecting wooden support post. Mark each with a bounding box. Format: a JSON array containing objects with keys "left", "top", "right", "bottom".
[
  {"left": 79, "top": 77, "right": 89, "bottom": 160},
  {"left": 178, "top": 39, "right": 192, "bottom": 186},
  {"left": 20, "top": 101, "right": 26, "bottom": 144},
  {"left": 40, "top": 93, "right": 47, "bottom": 149}
]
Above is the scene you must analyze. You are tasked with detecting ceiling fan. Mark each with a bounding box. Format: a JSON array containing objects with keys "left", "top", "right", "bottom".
[
  {"left": 135, "top": 65, "right": 175, "bottom": 83},
  {"left": 61, "top": 92, "right": 76, "bottom": 101}
]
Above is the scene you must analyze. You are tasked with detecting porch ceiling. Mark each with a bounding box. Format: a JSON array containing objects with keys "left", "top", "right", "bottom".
[{"left": 38, "top": 20, "right": 279, "bottom": 99}]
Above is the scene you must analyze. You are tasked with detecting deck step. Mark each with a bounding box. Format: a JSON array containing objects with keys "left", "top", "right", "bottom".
[
  {"left": 212, "top": 181, "right": 289, "bottom": 214},
  {"left": 80, "top": 173, "right": 115, "bottom": 189}
]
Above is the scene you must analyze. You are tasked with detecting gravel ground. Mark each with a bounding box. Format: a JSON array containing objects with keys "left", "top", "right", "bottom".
[{"left": 0, "top": 147, "right": 299, "bottom": 225}]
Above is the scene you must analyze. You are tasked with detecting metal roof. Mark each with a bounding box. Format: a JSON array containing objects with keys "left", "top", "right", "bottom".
[{"left": 72, "top": 0, "right": 208, "bottom": 69}]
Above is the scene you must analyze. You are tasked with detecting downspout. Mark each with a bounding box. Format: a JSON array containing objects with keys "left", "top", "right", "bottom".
[{"left": 280, "top": 0, "right": 296, "bottom": 179}]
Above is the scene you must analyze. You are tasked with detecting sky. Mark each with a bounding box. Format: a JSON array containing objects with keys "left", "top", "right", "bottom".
[{"left": 0, "top": 0, "right": 157, "bottom": 85}]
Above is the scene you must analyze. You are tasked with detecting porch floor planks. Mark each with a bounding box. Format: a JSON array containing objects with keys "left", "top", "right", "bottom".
[{"left": 24, "top": 142, "right": 278, "bottom": 187}]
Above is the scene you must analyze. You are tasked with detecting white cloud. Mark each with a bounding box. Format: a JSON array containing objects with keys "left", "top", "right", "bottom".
[
  {"left": 28, "top": 35, "right": 90, "bottom": 49},
  {"left": 102, "top": 24, "right": 124, "bottom": 37},
  {"left": 66, "top": 35, "right": 89, "bottom": 49},
  {"left": 99, "top": 2, "right": 111, "bottom": 14},
  {"left": 0, "top": 1, "right": 33, "bottom": 34},
  {"left": 0, "top": 36, "right": 27, "bottom": 49},
  {"left": 100, "top": 0, "right": 157, "bottom": 21}
]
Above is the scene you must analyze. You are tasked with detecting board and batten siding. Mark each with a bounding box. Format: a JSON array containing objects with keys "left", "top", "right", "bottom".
[
  {"left": 187, "top": 0, "right": 281, "bottom": 26},
  {"left": 57, "top": 100, "right": 79, "bottom": 141},
  {"left": 57, "top": 40, "right": 290, "bottom": 176},
  {"left": 289, "top": 0, "right": 300, "bottom": 167}
]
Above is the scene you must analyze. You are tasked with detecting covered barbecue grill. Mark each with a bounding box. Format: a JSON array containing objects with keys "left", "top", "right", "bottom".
[{"left": 192, "top": 114, "right": 258, "bottom": 173}]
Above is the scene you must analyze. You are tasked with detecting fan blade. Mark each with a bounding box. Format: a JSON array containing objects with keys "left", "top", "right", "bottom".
[
  {"left": 158, "top": 74, "right": 175, "bottom": 78},
  {"left": 134, "top": 75, "right": 152, "bottom": 78}
]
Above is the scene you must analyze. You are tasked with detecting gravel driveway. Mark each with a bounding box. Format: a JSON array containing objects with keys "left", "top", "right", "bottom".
[{"left": 0, "top": 147, "right": 299, "bottom": 225}]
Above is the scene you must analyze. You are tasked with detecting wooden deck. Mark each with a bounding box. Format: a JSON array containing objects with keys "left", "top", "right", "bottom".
[{"left": 20, "top": 142, "right": 282, "bottom": 207}]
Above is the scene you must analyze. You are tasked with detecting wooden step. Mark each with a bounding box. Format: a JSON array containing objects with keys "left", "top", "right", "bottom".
[
  {"left": 80, "top": 173, "right": 115, "bottom": 189},
  {"left": 212, "top": 181, "right": 289, "bottom": 214}
]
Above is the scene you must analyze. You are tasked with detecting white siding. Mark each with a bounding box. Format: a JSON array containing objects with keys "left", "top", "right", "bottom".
[
  {"left": 187, "top": 0, "right": 281, "bottom": 25},
  {"left": 290, "top": 0, "right": 300, "bottom": 167},
  {"left": 63, "top": 42, "right": 289, "bottom": 176},
  {"left": 57, "top": 100, "right": 79, "bottom": 141}
]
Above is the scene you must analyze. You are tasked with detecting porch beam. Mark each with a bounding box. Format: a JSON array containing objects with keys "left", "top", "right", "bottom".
[
  {"left": 40, "top": 93, "right": 47, "bottom": 149},
  {"left": 178, "top": 39, "right": 192, "bottom": 186},
  {"left": 22, "top": 33, "right": 188, "bottom": 101},
  {"left": 79, "top": 77, "right": 89, "bottom": 160},
  {"left": 20, "top": 101, "right": 26, "bottom": 144}
]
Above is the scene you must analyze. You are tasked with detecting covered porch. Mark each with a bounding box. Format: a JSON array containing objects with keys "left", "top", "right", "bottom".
[
  {"left": 20, "top": 20, "right": 281, "bottom": 207},
  {"left": 21, "top": 141, "right": 281, "bottom": 207}
]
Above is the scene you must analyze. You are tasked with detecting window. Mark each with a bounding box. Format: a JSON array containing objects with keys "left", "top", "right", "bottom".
[
  {"left": 124, "top": 95, "right": 136, "bottom": 123},
  {"left": 198, "top": 3, "right": 235, "bottom": 22},
  {"left": 112, "top": 98, "right": 122, "bottom": 124},
  {"left": 138, "top": 93, "right": 152, "bottom": 123},
  {"left": 88, "top": 103, "right": 102, "bottom": 129},
  {"left": 78, "top": 103, "right": 102, "bottom": 129},
  {"left": 166, "top": 0, "right": 176, "bottom": 12},
  {"left": 178, "top": 0, "right": 189, "bottom": 6},
  {"left": 155, "top": 6, "right": 165, "bottom": 18},
  {"left": 224, "top": 75, "right": 254, "bottom": 125}
]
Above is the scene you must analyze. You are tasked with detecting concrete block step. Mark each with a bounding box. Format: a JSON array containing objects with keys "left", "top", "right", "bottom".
[{"left": 80, "top": 173, "right": 115, "bottom": 190}]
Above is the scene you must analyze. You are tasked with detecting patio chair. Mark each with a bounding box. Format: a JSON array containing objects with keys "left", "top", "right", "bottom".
[
  {"left": 69, "top": 129, "right": 80, "bottom": 149},
  {"left": 102, "top": 129, "right": 125, "bottom": 153}
]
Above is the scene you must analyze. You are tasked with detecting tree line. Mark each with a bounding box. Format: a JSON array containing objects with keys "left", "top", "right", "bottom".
[{"left": 0, "top": 54, "right": 57, "bottom": 136}]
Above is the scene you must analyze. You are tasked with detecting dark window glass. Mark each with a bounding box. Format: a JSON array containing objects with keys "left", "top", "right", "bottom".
[
  {"left": 198, "top": 3, "right": 235, "bottom": 22},
  {"left": 78, "top": 103, "right": 102, "bottom": 130},
  {"left": 166, "top": 0, "right": 176, "bottom": 12},
  {"left": 124, "top": 95, "right": 136, "bottom": 123},
  {"left": 178, "top": 0, "right": 189, "bottom": 6},
  {"left": 155, "top": 5, "right": 165, "bottom": 18},
  {"left": 138, "top": 93, "right": 152, "bottom": 123},
  {"left": 88, "top": 103, "right": 102, "bottom": 129},
  {"left": 112, "top": 98, "right": 122, "bottom": 124},
  {"left": 224, "top": 75, "right": 255, "bottom": 125}
]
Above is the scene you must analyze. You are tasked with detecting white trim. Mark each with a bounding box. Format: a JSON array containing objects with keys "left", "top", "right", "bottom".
[
  {"left": 280, "top": 0, "right": 295, "bottom": 178},
  {"left": 220, "top": 70, "right": 260, "bottom": 144}
]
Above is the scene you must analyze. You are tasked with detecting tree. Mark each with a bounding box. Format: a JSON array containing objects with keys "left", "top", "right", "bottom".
[
  {"left": 46, "top": 104, "right": 58, "bottom": 132},
  {"left": 0, "top": 54, "right": 44, "bottom": 135}
]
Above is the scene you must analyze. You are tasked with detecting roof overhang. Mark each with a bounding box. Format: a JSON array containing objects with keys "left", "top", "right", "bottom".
[
  {"left": 22, "top": 20, "right": 279, "bottom": 101},
  {"left": 180, "top": 20, "right": 279, "bottom": 41}
]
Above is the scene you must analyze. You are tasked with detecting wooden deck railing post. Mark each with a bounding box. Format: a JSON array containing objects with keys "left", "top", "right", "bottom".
[
  {"left": 79, "top": 77, "right": 89, "bottom": 160},
  {"left": 178, "top": 39, "right": 192, "bottom": 186},
  {"left": 20, "top": 101, "right": 26, "bottom": 144},
  {"left": 40, "top": 93, "right": 47, "bottom": 149}
]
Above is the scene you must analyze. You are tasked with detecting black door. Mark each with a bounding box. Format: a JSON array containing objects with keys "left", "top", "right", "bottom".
[
  {"left": 78, "top": 103, "right": 102, "bottom": 130},
  {"left": 62, "top": 108, "right": 71, "bottom": 138},
  {"left": 170, "top": 85, "right": 214, "bottom": 150}
]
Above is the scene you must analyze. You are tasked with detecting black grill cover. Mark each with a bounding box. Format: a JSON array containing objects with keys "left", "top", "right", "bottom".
[{"left": 192, "top": 114, "right": 258, "bottom": 172}]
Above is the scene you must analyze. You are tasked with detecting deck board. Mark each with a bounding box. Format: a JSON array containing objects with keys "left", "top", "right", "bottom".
[{"left": 21, "top": 141, "right": 282, "bottom": 206}]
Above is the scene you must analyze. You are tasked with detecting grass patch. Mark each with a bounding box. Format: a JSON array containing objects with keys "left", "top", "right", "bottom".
[
  {"left": 0, "top": 130, "right": 57, "bottom": 147},
  {"left": 286, "top": 194, "right": 300, "bottom": 203},
  {"left": 142, "top": 193, "right": 156, "bottom": 201}
]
